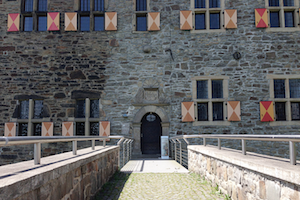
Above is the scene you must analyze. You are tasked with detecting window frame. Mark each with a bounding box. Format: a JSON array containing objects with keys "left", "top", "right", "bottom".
[
  {"left": 192, "top": 76, "right": 230, "bottom": 126},
  {"left": 132, "top": 0, "right": 150, "bottom": 32},
  {"left": 267, "top": 74, "right": 300, "bottom": 126},
  {"left": 265, "top": 0, "right": 299, "bottom": 32},
  {"left": 190, "top": 0, "right": 225, "bottom": 33}
]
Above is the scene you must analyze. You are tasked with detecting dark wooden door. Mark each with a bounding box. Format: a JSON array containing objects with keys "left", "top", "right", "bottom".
[{"left": 141, "top": 113, "right": 162, "bottom": 154}]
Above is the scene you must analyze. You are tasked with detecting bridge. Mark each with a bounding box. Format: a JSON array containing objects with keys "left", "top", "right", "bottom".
[{"left": 0, "top": 135, "right": 299, "bottom": 200}]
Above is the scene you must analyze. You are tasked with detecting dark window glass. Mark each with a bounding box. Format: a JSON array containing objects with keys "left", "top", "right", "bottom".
[
  {"left": 274, "top": 79, "right": 285, "bottom": 98},
  {"left": 81, "top": 0, "right": 90, "bottom": 11},
  {"left": 270, "top": 11, "right": 280, "bottom": 27},
  {"left": 34, "top": 100, "right": 43, "bottom": 119},
  {"left": 291, "top": 102, "right": 300, "bottom": 120},
  {"left": 24, "top": 0, "right": 33, "bottom": 12},
  {"left": 24, "top": 17, "right": 33, "bottom": 31},
  {"left": 283, "top": 0, "right": 294, "bottom": 6},
  {"left": 76, "top": 122, "right": 85, "bottom": 135},
  {"left": 209, "top": 0, "right": 220, "bottom": 8},
  {"left": 38, "top": 0, "right": 47, "bottom": 11},
  {"left": 195, "top": 0, "right": 205, "bottom": 8},
  {"left": 38, "top": 16, "right": 47, "bottom": 31},
  {"left": 275, "top": 102, "right": 286, "bottom": 121},
  {"left": 80, "top": 16, "right": 90, "bottom": 31},
  {"left": 94, "top": 16, "right": 104, "bottom": 31},
  {"left": 136, "top": 0, "right": 147, "bottom": 11},
  {"left": 289, "top": 79, "right": 300, "bottom": 98},
  {"left": 269, "top": 0, "right": 279, "bottom": 6},
  {"left": 195, "top": 13, "right": 206, "bottom": 30},
  {"left": 20, "top": 100, "right": 29, "bottom": 119},
  {"left": 33, "top": 123, "right": 42, "bottom": 136},
  {"left": 94, "top": 0, "right": 104, "bottom": 11},
  {"left": 136, "top": 15, "right": 147, "bottom": 31},
  {"left": 284, "top": 11, "right": 294, "bottom": 27},
  {"left": 76, "top": 100, "right": 86, "bottom": 118},
  {"left": 212, "top": 80, "right": 223, "bottom": 98},
  {"left": 197, "top": 103, "right": 208, "bottom": 121},
  {"left": 90, "top": 100, "right": 99, "bottom": 118},
  {"left": 19, "top": 123, "right": 28, "bottom": 136},
  {"left": 210, "top": 13, "right": 220, "bottom": 29},
  {"left": 213, "top": 102, "right": 223, "bottom": 121},
  {"left": 90, "top": 122, "right": 99, "bottom": 135},
  {"left": 197, "top": 80, "right": 208, "bottom": 99}
]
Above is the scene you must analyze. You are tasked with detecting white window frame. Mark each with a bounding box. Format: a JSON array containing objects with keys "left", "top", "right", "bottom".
[
  {"left": 132, "top": 0, "right": 150, "bottom": 32},
  {"left": 192, "top": 76, "right": 230, "bottom": 126},
  {"left": 190, "top": 0, "right": 225, "bottom": 33},
  {"left": 267, "top": 74, "right": 300, "bottom": 126}
]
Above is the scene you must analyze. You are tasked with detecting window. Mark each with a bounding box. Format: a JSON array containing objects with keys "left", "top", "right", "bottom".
[
  {"left": 21, "top": 0, "right": 48, "bottom": 31},
  {"left": 266, "top": 0, "right": 299, "bottom": 30},
  {"left": 75, "top": 98, "right": 100, "bottom": 135},
  {"left": 192, "top": 76, "right": 229, "bottom": 126},
  {"left": 78, "top": 0, "right": 105, "bottom": 31},
  {"left": 134, "top": 0, "right": 149, "bottom": 31},
  {"left": 15, "top": 99, "right": 45, "bottom": 136},
  {"left": 267, "top": 75, "right": 300, "bottom": 125},
  {"left": 191, "top": 0, "right": 224, "bottom": 32}
]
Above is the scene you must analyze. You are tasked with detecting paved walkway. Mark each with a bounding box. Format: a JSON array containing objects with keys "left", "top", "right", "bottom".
[{"left": 93, "top": 158, "right": 226, "bottom": 200}]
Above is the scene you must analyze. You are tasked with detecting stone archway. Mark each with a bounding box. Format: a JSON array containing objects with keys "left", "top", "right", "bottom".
[{"left": 132, "top": 106, "right": 170, "bottom": 155}]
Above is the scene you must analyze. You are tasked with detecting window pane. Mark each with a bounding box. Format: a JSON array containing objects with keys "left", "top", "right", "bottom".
[
  {"left": 81, "top": 0, "right": 90, "bottom": 11},
  {"left": 274, "top": 79, "right": 285, "bottom": 98},
  {"left": 76, "top": 100, "right": 86, "bottom": 118},
  {"left": 283, "top": 0, "right": 294, "bottom": 6},
  {"left": 197, "top": 80, "right": 208, "bottom": 99},
  {"left": 291, "top": 102, "right": 300, "bottom": 120},
  {"left": 33, "top": 123, "right": 42, "bottom": 136},
  {"left": 212, "top": 80, "right": 223, "bottom": 98},
  {"left": 76, "top": 122, "right": 85, "bottom": 135},
  {"left": 80, "top": 16, "right": 90, "bottom": 31},
  {"left": 269, "top": 0, "right": 279, "bottom": 6},
  {"left": 275, "top": 102, "right": 286, "bottom": 121},
  {"left": 209, "top": 0, "right": 220, "bottom": 8},
  {"left": 20, "top": 100, "right": 29, "bottom": 119},
  {"left": 136, "top": 0, "right": 147, "bottom": 11},
  {"left": 94, "top": 0, "right": 104, "bottom": 11},
  {"left": 90, "top": 122, "right": 99, "bottom": 135},
  {"left": 284, "top": 11, "right": 294, "bottom": 27},
  {"left": 213, "top": 102, "right": 223, "bottom": 121},
  {"left": 210, "top": 13, "right": 220, "bottom": 29},
  {"left": 34, "top": 100, "right": 43, "bottom": 119},
  {"left": 290, "top": 79, "right": 300, "bottom": 98},
  {"left": 195, "top": 0, "right": 205, "bottom": 8},
  {"left": 136, "top": 15, "right": 147, "bottom": 31},
  {"left": 24, "top": 17, "right": 33, "bottom": 31},
  {"left": 270, "top": 11, "right": 280, "bottom": 27},
  {"left": 197, "top": 103, "right": 208, "bottom": 121},
  {"left": 19, "top": 123, "right": 28, "bottom": 136},
  {"left": 94, "top": 16, "right": 104, "bottom": 31},
  {"left": 38, "top": 16, "right": 47, "bottom": 31},
  {"left": 24, "top": 0, "right": 33, "bottom": 12},
  {"left": 195, "top": 13, "right": 206, "bottom": 30},
  {"left": 38, "top": 0, "right": 47, "bottom": 11},
  {"left": 90, "top": 100, "right": 99, "bottom": 118}
]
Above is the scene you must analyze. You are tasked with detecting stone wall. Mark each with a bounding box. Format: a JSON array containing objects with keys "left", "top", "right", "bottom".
[
  {"left": 188, "top": 145, "right": 300, "bottom": 200},
  {"left": 0, "top": 0, "right": 299, "bottom": 159},
  {"left": 0, "top": 146, "right": 119, "bottom": 200}
]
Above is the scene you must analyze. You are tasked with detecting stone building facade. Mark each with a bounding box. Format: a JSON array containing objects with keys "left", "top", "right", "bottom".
[{"left": 0, "top": 0, "right": 300, "bottom": 163}]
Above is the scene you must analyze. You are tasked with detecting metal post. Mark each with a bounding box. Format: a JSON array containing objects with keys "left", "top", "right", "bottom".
[
  {"left": 174, "top": 139, "right": 177, "bottom": 162},
  {"left": 123, "top": 139, "right": 127, "bottom": 168},
  {"left": 242, "top": 139, "right": 246, "bottom": 155},
  {"left": 177, "top": 139, "right": 182, "bottom": 165},
  {"left": 218, "top": 138, "right": 221, "bottom": 150},
  {"left": 289, "top": 141, "right": 296, "bottom": 165},
  {"left": 203, "top": 138, "right": 206, "bottom": 146},
  {"left": 34, "top": 143, "right": 41, "bottom": 165},
  {"left": 103, "top": 139, "right": 106, "bottom": 147},
  {"left": 92, "top": 139, "right": 95, "bottom": 150},
  {"left": 73, "top": 141, "right": 77, "bottom": 155}
]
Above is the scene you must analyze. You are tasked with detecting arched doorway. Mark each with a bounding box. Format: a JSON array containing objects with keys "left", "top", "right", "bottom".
[{"left": 141, "top": 113, "right": 162, "bottom": 154}]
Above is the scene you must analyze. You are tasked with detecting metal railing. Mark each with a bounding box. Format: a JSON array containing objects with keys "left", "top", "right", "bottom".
[
  {"left": 170, "top": 134, "right": 300, "bottom": 166},
  {"left": 0, "top": 136, "right": 134, "bottom": 168}
]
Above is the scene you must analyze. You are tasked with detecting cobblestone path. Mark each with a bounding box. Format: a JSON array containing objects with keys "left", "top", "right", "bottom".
[{"left": 93, "top": 172, "right": 226, "bottom": 200}]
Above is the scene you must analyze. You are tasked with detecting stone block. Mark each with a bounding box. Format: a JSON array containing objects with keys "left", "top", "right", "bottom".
[{"left": 266, "top": 180, "right": 280, "bottom": 200}]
